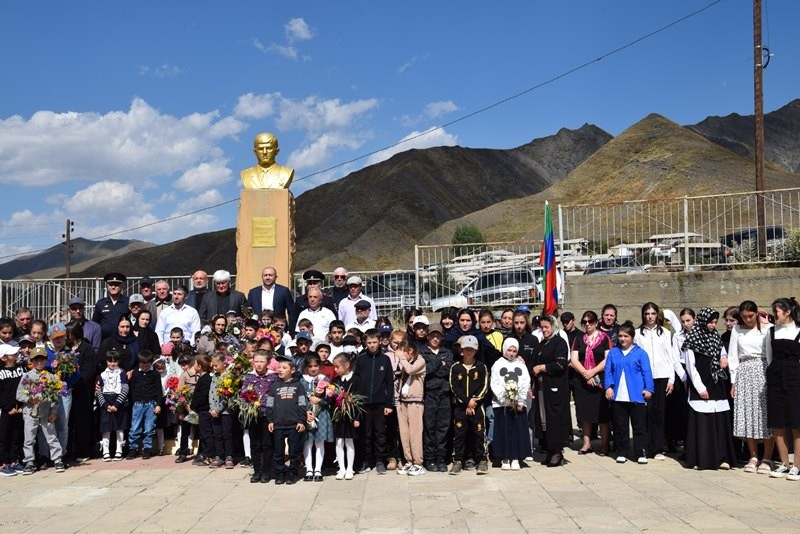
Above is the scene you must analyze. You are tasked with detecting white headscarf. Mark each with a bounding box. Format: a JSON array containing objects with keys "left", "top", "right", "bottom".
[{"left": 502, "top": 338, "right": 519, "bottom": 359}]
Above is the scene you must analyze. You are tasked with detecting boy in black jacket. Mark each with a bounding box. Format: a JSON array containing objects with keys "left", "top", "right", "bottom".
[
  {"left": 189, "top": 355, "right": 212, "bottom": 466},
  {"left": 354, "top": 329, "right": 394, "bottom": 475},
  {"left": 449, "top": 335, "right": 489, "bottom": 475},
  {"left": 126, "top": 350, "right": 162, "bottom": 460},
  {"left": 266, "top": 355, "right": 307, "bottom": 485},
  {"left": 422, "top": 323, "right": 454, "bottom": 472},
  {"left": 0, "top": 345, "right": 25, "bottom": 475}
]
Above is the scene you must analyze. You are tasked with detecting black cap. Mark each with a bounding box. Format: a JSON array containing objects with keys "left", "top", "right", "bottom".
[
  {"left": 140, "top": 276, "right": 154, "bottom": 287},
  {"left": 104, "top": 272, "right": 127, "bottom": 283},
  {"left": 560, "top": 311, "right": 575, "bottom": 323},
  {"left": 342, "top": 334, "right": 358, "bottom": 346},
  {"left": 274, "top": 354, "right": 294, "bottom": 365},
  {"left": 303, "top": 270, "right": 324, "bottom": 283},
  {"left": 354, "top": 300, "right": 371, "bottom": 310}
]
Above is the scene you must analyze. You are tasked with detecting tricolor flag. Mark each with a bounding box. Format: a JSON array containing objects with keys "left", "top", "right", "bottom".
[{"left": 539, "top": 200, "right": 558, "bottom": 316}]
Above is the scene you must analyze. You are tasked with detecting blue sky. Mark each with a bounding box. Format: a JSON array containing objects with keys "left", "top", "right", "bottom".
[{"left": 1, "top": 0, "right": 797, "bottom": 264}]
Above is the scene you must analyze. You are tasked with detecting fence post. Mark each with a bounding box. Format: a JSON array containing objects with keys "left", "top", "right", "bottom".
[
  {"left": 414, "top": 244, "right": 420, "bottom": 308},
  {"left": 683, "top": 196, "right": 690, "bottom": 272},
  {"left": 558, "top": 204, "right": 565, "bottom": 307}
]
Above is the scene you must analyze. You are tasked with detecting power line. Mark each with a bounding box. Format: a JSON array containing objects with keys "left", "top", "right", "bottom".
[{"left": 0, "top": 0, "right": 724, "bottom": 260}]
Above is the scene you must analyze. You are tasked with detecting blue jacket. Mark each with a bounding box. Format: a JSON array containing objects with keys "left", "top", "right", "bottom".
[
  {"left": 246, "top": 284, "right": 294, "bottom": 321},
  {"left": 604, "top": 345, "right": 654, "bottom": 404}
]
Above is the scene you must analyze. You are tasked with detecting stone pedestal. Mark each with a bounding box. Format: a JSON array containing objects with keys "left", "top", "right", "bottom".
[{"left": 235, "top": 189, "right": 295, "bottom": 293}]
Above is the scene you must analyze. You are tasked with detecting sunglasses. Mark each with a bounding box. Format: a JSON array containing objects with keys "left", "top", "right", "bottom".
[
  {"left": 107, "top": 282, "right": 122, "bottom": 287},
  {"left": 581, "top": 320, "right": 595, "bottom": 325},
  {"left": 334, "top": 275, "right": 347, "bottom": 279}
]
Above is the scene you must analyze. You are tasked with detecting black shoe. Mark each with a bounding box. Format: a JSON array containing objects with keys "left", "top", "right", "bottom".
[
  {"left": 250, "top": 472, "right": 262, "bottom": 483},
  {"left": 175, "top": 455, "right": 188, "bottom": 464},
  {"left": 274, "top": 472, "right": 285, "bottom": 485},
  {"left": 285, "top": 472, "right": 297, "bottom": 485},
  {"left": 303, "top": 471, "right": 314, "bottom": 482},
  {"left": 142, "top": 449, "right": 152, "bottom": 460},
  {"left": 313, "top": 472, "right": 323, "bottom": 482},
  {"left": 424, "top": 462, "right": 437, "bottom": 472},
  {"left": 126, "top": 449, "right": 138, "bottom": 460},
  {"left": 436, "top": 462, "right": 448, "bottom": 472},
  {"left": 260, "top": 472, "right": 271, "bottom": 483},
  {"left": 464, "top": 459, "right": 476, "bottom": 471},
  {"left": 240, "top": 457, "right": 252, "bottom": 467}
]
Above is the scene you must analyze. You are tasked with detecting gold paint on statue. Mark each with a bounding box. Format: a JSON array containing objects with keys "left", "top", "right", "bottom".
[{"left": 240, "top": 132, "right": 295, "bottom": 189}]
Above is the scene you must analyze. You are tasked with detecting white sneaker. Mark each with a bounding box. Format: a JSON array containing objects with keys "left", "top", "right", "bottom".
[
  {"left": 638, "top": 457, "right": 648, "bottom": 465},
  {"left": 397, "top": 462, "right": 412, "bottom": 475},
  {"left": 770, "top": 464, "right": 789, "bottom": 478},
  {"left": 654, "top": 453, "right": 666, "bottom": 461},
  {"left": 501, "top": 460, "right": 511, "bottom": 470},
  {"left": 344, "top": 470, "right": 354, "bottom": 480},
  {"left": 335, "top": 470, "right": 345, "bottom": 480},
  {"left": 408, "top": 464, "right": 426, "bottom": 476},
  {"left": 787, "top": 466, "right": 800, "bottom": 481},
  {"left": 510, "top": 460, "right": 520, "bottom": 471},
  {"left": 616, "top": 456, "right": 627, "bottom": 464}
]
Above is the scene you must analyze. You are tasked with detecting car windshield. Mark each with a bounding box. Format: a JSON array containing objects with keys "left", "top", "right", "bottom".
[{"left": 477, "top": 271, "right": 532, "bottom": 288}]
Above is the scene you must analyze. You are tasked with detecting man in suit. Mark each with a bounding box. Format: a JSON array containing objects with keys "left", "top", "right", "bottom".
[
  {"left": 198, "top": 270, "right": 247, "bottom": 321},
  {"left": 247, "top": 266, "right": 294, "bottom": 321}
]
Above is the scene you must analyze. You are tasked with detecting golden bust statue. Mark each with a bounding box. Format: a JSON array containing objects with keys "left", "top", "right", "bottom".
[{"left": 240, "top": 132, "right": 295, "bottom": 189}]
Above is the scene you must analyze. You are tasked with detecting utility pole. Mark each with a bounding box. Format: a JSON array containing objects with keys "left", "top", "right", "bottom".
[
  {"left": 63, "top": 219, "right": 74, "bottom": 278},
  {"left": 754, "top": 0, "right": 767, "bottom": 257}
]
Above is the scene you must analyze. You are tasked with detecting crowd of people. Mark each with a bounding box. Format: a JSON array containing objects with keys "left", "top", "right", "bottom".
[{"left": 0, "top": 265, "right": 799, "bottom": 485}]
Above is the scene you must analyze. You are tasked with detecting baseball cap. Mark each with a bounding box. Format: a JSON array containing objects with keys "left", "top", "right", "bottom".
[
  {"left": 67, "top": 296, "right": 86, "bottom": 307},
  {"left": 48, "top": 322, "right": 67, "bottom": 338},
  {"left": 17, "top": 335, "right": 35, "bottom": 346},
  {"left": 30, "top": 347, "right": 48, "bottom": 360},
  {"left": 458, "top": 335, "right": 479, "bottom": 350},
  {"left": 0, "top": 345, "right": 20, "bottom": 357},
  {"left": 427, "top": 323, "right": 443, "bottom": 336},
  {"left": 129, "top": 294, "right": 145, "bottom": 305},
  {"left": 412, "top": 315, "right": 430, "bottom": 327},
  {"left": 295, "top": 331, "right": 313, "bottom": 343}
]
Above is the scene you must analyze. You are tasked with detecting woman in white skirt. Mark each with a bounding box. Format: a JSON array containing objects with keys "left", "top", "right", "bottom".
[{"left": 727, "top": 300, "right": 774, "bottom": 474}]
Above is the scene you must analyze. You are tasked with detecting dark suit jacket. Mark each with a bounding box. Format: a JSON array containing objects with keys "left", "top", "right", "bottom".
[
  {"left": 247, "top": 284, "right": 294, "bottom": 321},
  {"left": 198, "top": 290, "right": 247, "bottom": 321}
]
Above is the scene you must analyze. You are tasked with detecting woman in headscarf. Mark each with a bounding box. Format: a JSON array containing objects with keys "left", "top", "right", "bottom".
[
  {"left": 98, "top": 315, "right": 139, "bottom": 372},
  {"left": 66, "top": 323, "right": 100, "bottom": 461},
  {"left": 132, "top": 310, "right": 161, "bottom": 356},
  {"left": 682, "top": 307, "right": 737, "bottom": 470},
  {"left": 196, "top": 314, "right": 236, "bottom": 356},
  {"left": 444, "top": 308, "right": 500, "bottom": 368},
  {"left": 531, "top": 315, "right": 571, "bottom": 467}
]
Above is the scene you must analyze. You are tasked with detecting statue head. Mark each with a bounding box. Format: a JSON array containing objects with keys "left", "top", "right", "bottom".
[{"left": 253, "top": 132, "right": 279, "bottom": 167}]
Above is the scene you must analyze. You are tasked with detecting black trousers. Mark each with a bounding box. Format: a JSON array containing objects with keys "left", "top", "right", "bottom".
[
  {"left": 613, "top": 401, "right": 648, "bottom": 459},
  {"left": 179, "top": 420, "right": 195, "bottom": 454},
  {"left": 69, "top": 388, "right": 96, "bottom": 459},
  {"left": 360, "top": 405, "right": 387, "bottom": 466},
  {"left": 210, "top": 413, "right": 234, "bottom": 459},
  {"left": 198, "top": 411, "right": 213, "bottom": 458},
  {"left": 0, "top": 410, "right": 23, "bottom": 465},
  {"left": 647, "top": 378, "right": 667, "bottom": 456},
  {"left": 385, "top": 408, "right": 400, "bottom": 460},
  {"left": 453, "top": 405, "right": 487, "bottom": 463},
  {"left": 273, "top": 427, "right": 301, "bottom": 474},
  {"left": 248, "top": 416, "right": 273, "bottom": 475},
  {"left": 423, "top": 393, "right": 451, "bottom": 463}
]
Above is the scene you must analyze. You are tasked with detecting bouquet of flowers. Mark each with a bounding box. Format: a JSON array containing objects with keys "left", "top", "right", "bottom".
[
  {"left": 20, "top": 372, "right": 66, "bottom": 416},
  {"left": 330, "top": 384, "right": 366, "bottom": 423},
  {"left": 503, "top": 380, "right": 520, "bottom": 408},
  {"left": 216, "top": 351, "right": 252, "bottom": 399},
  {"left": 307, "top": 378, "right": 335, "bottom": 430},
  {"left": 53, "top": 351, "right": 79, "bottom": 384},
  {"left": 226, "top": 316, "right": 245, "bottom": 339},
  {"left": 255, "top": 326, "right": 282, "bottom": 347},
  {"left": 163, "top": 376, "right": 181, "bottom": 413},
  {"left": 235, "top": 385, "right": 262, "bottom": 427}
]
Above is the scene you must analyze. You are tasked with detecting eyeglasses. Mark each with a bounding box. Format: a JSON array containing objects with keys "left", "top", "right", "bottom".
[
  {"left": 334, "top": 275, "right": 347, "bottom": 279},
  {"left": 581, "top": 320, "right": 595, "bottom": 325},
  {"left": 107, "top": 282, "right": 122, "bottom": 287}
]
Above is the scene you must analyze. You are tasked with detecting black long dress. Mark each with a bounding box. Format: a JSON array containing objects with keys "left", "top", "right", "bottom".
[
  {"left": 67, "top": 340, "right": 101, "bottom": 458},
  {"left": 532, "top": 335, "right": 571, "bottom": 451},
  {"left": 332, "top": 374, "right": 361, "bottom": 439},
  {"left": 571, "top": 333, "right": 612, "bottom": 424}
]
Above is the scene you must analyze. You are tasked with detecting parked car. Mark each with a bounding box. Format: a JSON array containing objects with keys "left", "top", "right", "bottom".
[
  {"left": 430, "top": 268, "right": 539, "bottom": 310},
  {"left": 582, "top": 256, "right": 649, "bottom": 275},
  {"left": 721, "top": 226, "right": 784, "bottom": 249},
  {"left": 365, "top": 272, "right": 429, "bottom": 315}
]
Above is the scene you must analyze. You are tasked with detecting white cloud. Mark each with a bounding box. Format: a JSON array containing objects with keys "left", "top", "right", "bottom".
[
  {"left": 285, "top": 18, "right": 313, "bottom": 42},
  {"left": 287, "top": 133, "right": 364, "bottom": 170},
  {"left": 366, "top": 127, "right": 458, "bottom": 166},
  {"left": 401, "top": 100, "right": 460, "bottom": 127},
  {"left": 234, "top": 93, "right": 277, "bottom": 119},
  {"left": 397, "top": 53, "right": 428, "bottom": 74},
  {"left": 64, "top": 181, "right": 144, "bottom": 218},
  {"left": 268, "top": 43, "right": 299, "bottom": 60},
  {"left": 276, "top": 96, "right": 379, "bottom": 133},
  {"left": 174, "top": 160, "right": 233, "bottom": 193},
  {"left": 0, "top": 98, "right": 247, "bottom": 186},
  {"left": 138, "top": 64, "right": 183, "bottom": 78}
]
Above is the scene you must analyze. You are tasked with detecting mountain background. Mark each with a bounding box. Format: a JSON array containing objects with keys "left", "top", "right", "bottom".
[{"left": 4, "top": 99, "right": 799, "bottom": 280}]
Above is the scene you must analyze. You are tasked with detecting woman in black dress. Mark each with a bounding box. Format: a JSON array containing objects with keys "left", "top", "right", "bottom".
[
  {"left": 98, "top": 316, "right": 139, "bottom": 372},
  {"left": 570, "top": 310, "right": 612, "bottom": 455},
  {"left": 66, "top": 322, "right": 100, "bottom": 461},
  {"left": 133, "top": 310, "right": 161, "bottom": 356},
  {"left": 531, "top": 315, "right": 571, "bottom": 466}
]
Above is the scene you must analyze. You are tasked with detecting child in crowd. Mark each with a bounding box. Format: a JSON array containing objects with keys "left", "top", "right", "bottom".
[
  {"left": 272, "top": 316, "right": 292, "bottom": 355},
  {"left": 479, "top": 309, "right": 504, "bottom": 353},
  {"left": 0, "top": 319, "right": 15, "bottom": 346},
  {"left": 490, "top": 338, "right": 531, "bottom": 471},
  {"left": 242, "top": 319, "right": 259, "bottom": 343},
  {"left": 293, "top": 332, "right": 313, "bottom": 378},
  {"left": 190, "top": 355, "right": 212, "bottom": 466},
  {"left": 259, "top": 309, "right": 274, "bottom": 327},
  {"left": 355, "top": 329, "right": 395, "bottom": 475},
  {"left": 0, "top": 345, "right": 25, "bottom": 475},
  {"left": 16, "top": 336, "right": 35, "bottom": 367},
  {"left": 382, "top": 327, "right": 403, "bottom": 470},
  {"left": 242, "top": 339, "right": 258, "bottom": 360},
  {"left": 397, "top": 342, "right": 426, "bottom": 476},
  {"left": 242, "top": 349, "right": 277, "bottom": 483},
  {"left": 127, "top": 350, "right": 163, "bottom": 460},
  {"left": 315, "top": 341, "right": 336, "bottom": 382},
  {"left": 450, "top": 335, "right": 490, "bottom": 475},
  {"left": 266, "top": 355, "right": 308, "bottom": 485},
  {"left": 346, "top": 329, "right": 363, "bottom": 352},
  {"left": 327, "top": 320, "right": 345, "bottom": 357},
  {"left": 605, "top": 321, "right": 654, "bottom": 464},
  {"left": 153, "top": 358, "right": 169, "bottom": 456},
  {"left": 301, "top": 353, "right": 333, "bottom": 482},
  {"left": 297, "top": 319, "right": 315, "bottom": 338},
  {"left": 169, "top": 327, "right": 192, "bottom": 358},
  {"left": 96, "top": 350, "right": 129, "bottom": 461},
  {"left": 422, "top": 323, "right": 454, "bottom": 472},
  {"left": 174, "top": 354, "right": 197, "bottom": 463},
  {"left": 16, "top": 347, "right": 64, "bottom": 474},
  {"left": 332, "top": 353, "right": 360, "bottom": 480},
  {"left": 209, "top": 354, "right": 235, "bottom": 469}
]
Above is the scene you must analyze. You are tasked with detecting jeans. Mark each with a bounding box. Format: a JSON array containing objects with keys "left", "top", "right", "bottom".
[
  {"left": 273, "top": 427, "right": 302, "bottom": 474},
  {"left": 129, "top": 401, "right": 157, "bottom": 451}
]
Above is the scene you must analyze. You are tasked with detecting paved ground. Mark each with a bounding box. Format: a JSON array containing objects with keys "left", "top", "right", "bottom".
[{"left": 1, "top": 449, "right": 798, "bottom": 534}]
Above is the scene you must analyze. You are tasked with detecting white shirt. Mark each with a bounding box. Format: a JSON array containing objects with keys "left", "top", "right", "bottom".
[
  {"left": 338, "top": 293, "right": 377, "bottom": 326},
  {"left": 634, "top": 326, "right": 678, "bottom": 383},
  {"left": 685, "top": 349, "right": 730, "bottom": 413},
  {"left": 156, "top": 303, "right": 201, "bottom": 346},
  {"left": 764, "top": 323, "right": 800, "bottom": 366},
  {"left": 261, "top": 285, "right": 275, "bottom": 312},
  {"left": 296, "top": 307, "right": 336, "bottom": 340},
  {"left": 727, "top": 325, "right": 771, "bottom": 384},
  {"left": 345, "top": 319, "right": 376, "bottom": 333}
]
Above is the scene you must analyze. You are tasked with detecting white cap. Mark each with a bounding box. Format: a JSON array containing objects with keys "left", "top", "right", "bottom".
[
  {"left": 0, "top": 344, "right": 20, "bottom": 357},
  {"left": 458, "top": 335, "right": 479, "bottom": 350},
  {"left": 412, "top": 315, "right": 430, "bottom": 326},
  {"left": 346, "top": 275, "right": 363, "bottom": 285}
]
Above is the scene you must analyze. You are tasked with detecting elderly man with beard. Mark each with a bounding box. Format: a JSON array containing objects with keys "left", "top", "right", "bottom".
[
  {"left": 187, "top": 270, "right": 209, "bottom": 311},
  {"left": 199, "top": 270, "right": 247, "bottom": 321}
]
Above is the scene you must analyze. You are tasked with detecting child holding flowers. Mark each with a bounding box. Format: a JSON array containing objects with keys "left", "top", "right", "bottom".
[
  {"left": 301, "top": 353, "right": 334, "bottom": 482},
  {"left": 241, "top": 349, "right": 277, "bottom": 483},
  {"left": 490, "top": 338, "right": 531, "bottom": 471},
  {"left": 16, "top": 347, "right": 65, "bottom": 474},
  {"left": 209, "top": 354, "right": 235, "bottom": 469},
  {"left": 190, "top": 355, "right": 212, "bottom": 466},
  {"left": 173, "top": 354, "right": 197, "bottom": 463},
  {"left": 332, "top": 353, "right": 361, "bottom": 480},
  {"left": 96, "top": 350, "right": 129, "bottom": 461}
]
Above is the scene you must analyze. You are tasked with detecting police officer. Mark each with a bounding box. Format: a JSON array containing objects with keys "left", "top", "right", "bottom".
[
  {"left": 289, "top": 270, "right": 335, "bottom": 334},
  {"left": 92, "top": 272, "right": 130, "bottom": 340}
]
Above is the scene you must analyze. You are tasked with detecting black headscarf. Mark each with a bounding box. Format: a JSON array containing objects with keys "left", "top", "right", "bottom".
[{"left": 682, "top": 307, "right": 726, "bottom": 383}]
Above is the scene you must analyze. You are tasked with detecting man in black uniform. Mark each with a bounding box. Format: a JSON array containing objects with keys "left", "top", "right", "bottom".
[
  {"left": 289, "top": 270, "right": 335, "bottom": 334},
  {"left": 92, "top": 272, "right": 130, "bottom": 340}
]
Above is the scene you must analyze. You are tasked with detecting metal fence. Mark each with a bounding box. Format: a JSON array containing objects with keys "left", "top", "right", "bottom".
[{"left": 559, "top": 188, "right": 800, "bottom": 270}]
